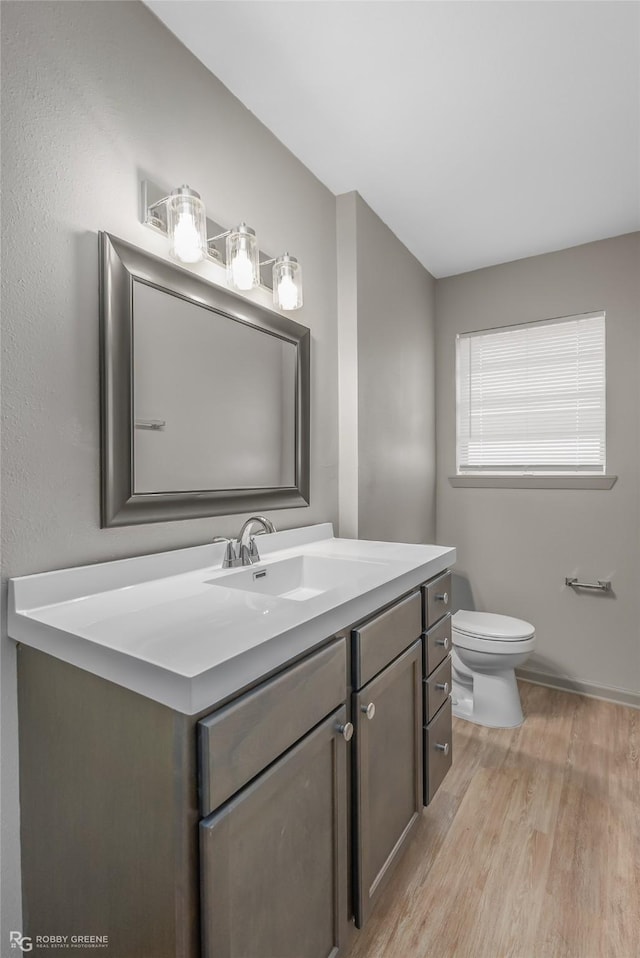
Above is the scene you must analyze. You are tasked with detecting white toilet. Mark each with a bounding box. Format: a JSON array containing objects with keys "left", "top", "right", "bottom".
[{"left": 451, "top": 611, "right": 535, "bottom": 728}]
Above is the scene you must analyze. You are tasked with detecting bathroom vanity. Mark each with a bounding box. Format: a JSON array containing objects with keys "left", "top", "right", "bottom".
[{"left": 10, "top": 525, "right": 454, "bottom": 958}]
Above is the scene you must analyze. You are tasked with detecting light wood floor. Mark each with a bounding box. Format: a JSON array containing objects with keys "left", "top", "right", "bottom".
[{"left": 345, "top": 682, "right": 640, "bottom": 958}]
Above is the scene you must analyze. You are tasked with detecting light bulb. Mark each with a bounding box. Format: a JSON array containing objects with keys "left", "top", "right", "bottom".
[
  {"left": 231, "top": 248, "right": 256, "bottom": 290},
  {"left": 273, "top": 254, "right": 302, "bottom": 310},
  {"left": 166, "top": 186, "right": 206, "bottom": 264},
  {"left": 173, "top": 211, "right": 204, "bottom": 263},
  {"left": 226, "top": 224, "right": 259, "bottom": 291},
  {"left": 277, "top": 273, "right": 299, "bottom": 310}
]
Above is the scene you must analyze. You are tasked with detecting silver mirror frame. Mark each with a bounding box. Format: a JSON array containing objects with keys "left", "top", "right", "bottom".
[{"left": 99, "top": 232, "right": 310, "bottom": 527}]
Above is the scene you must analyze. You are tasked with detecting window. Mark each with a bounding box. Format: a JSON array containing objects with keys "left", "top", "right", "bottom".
[{"left": 456, "top": 311, "right": 606, "bottom": 476}]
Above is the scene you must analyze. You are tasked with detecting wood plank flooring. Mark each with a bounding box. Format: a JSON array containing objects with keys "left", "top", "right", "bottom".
[{"left": 345, "top": 682, "right": 640, "bottom": 958}]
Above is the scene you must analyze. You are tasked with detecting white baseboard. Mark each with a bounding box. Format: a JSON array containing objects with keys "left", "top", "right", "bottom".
[{"left": 516, "top": 667, "right": 640, "bottom": 710}]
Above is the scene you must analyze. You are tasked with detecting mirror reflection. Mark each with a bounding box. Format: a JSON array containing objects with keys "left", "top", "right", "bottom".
[{"left": 132, "top": 281, "right": 297, "bottom": 494}]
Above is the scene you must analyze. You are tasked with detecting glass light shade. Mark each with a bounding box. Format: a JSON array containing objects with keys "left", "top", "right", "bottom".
[
  {"left": 273, "top": 254, "right": 303, "bottom": 311},
  {"left": 226, "top": 223, "right": 259, "bottom": 291},
  {"left": 166, "top": 186, "right": 207, "bottom": 264}
]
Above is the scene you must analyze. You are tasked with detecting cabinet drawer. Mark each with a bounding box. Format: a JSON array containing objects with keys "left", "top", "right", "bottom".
[
  {"left": 423, "top": 572, "right": 452, "bottom": 629},
  {"left": 424, "top": 698, "right": 453, "bottom": 806},
  {"left": 423, "top": 614, "right": 452, "bottom": 676},
  {"left": 353, "top": 591, "right": 422, "bottom": 689},
  {"left": 198, "top": 638, "right": 346, "bottom": 816},
  {"left": 424, "top": 656, "right": 451, "bottom": 724}
]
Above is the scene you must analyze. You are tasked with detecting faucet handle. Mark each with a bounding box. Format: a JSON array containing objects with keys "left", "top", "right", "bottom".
[
  {"left": 239, "top": 536, "right": 261, "bottom": 566},
  {"left": 248, "top": 536, "right": 260, "bottom": 562},
  {"left": 213, "top": 537, "right": 240, "bottom": 569}
]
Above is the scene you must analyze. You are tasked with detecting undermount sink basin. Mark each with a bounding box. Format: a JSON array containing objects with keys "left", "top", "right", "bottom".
[{"left": 207, "top": 554, "right": 385, "bottom": 602}]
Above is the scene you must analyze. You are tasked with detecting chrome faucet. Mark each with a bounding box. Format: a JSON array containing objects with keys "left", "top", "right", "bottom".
[
  {"left": 214, "top": 516, "right": 277, "bottom": 569},
  {"left": 237, "top": 515, "right": 277, "bottom": 566}
]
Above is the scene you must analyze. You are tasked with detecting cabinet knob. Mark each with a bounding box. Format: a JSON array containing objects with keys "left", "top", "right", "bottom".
[
  {"left": 435, "top": 742, "right": 450, "bottom": 756},
  {"left": 337, "top": 721, "right": 354, "bottom": 742},
  {"left": 435, "top": 636, "right": 450, "bottom": 650},
  {"left": 436, "top": 592, "right": 449, "bottom": 604},
  {"left": 361, "top": 702, "right": 376, "bottom": 720},
  {"left": 435, "top": 682, "right": 449, "bottom": 694}
]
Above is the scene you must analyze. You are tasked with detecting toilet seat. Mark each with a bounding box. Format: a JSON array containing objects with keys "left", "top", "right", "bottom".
[
  {"left": 453, "top": 611, "right": 535, "bottom": 656},
  {"left": 454, "top": 611, "right": 535, "bottom": 640}
]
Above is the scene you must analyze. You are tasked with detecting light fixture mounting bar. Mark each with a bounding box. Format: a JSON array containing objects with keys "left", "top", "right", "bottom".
[
  {"left": 258, "top": 255, "right": 277, "bottom": 289},
  {"left": 141, "top": 179, "right": 276, "bottom": 290}
]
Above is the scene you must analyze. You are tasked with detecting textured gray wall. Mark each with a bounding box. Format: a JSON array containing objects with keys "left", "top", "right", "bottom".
[
  {"left": 357, "top": 196, "right": 436, "bottom": 542},
  {"left": 436, "top": 233, "right": 640, "bottom": 699},
  {"left": 1, "top": 0, "right": 338, "bottom": 933},
  {"left": 337, "top": 192, "right": 437, "bottom": 543},
  {"left": 336, "top": 192, "right": 359, "bottom": 539}
]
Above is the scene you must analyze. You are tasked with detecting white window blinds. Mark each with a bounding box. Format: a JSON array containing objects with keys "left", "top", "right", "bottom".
[{"left": 456, "top": 312, "right": 606, "bottom": 475}]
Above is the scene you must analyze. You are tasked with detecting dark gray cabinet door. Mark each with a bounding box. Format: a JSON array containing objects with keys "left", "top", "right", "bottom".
[
  {"left": 353, "top": 640, "right": 423, "bottom": 928},
  {"left": 200, "top": 707, "right": 349, "bottom": 958}
]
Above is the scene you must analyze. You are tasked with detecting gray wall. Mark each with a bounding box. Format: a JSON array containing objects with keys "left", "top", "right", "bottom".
[
  {"left": 436, "top": 233, "right": 640, "bottom": 701},
  {"left": 336, "top": 192, "right": 359, "bottom": 539},
  {"left": 1, "top": 0, "right": 339, "bottom": 933},
  {"left": 337, "top": 192, "right": 436, "bottom": 543}
]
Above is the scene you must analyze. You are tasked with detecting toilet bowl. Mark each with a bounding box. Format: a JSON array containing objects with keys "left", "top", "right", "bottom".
[{"left": 451, "top": 611, "right": 535, "bottom": 728}]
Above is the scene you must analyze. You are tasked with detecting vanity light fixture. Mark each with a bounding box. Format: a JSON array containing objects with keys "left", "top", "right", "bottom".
[
  {"left": 259, "top": 253, "right": 303, "bottom": 311},
  {"left": 141, "top": 180, "right": 303, "bottom": 309},
  {"left": 227, "top": 223, "right": 260, "bottom": 291},
  {"left": 207, "top": 222, "right": 260, "bottom": 292},
  {"left": 147, "top": 185, "right": 207, "bottom": 264},
  {"left": 273, "top": 254, "right": 303, "bottom": 311}
]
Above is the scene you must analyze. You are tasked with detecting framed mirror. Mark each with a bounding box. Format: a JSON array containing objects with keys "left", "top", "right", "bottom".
[{"left": 99, "top": 233, "right": 310, "bottom": 527}]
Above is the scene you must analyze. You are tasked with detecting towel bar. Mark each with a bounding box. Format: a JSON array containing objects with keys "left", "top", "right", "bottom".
[
  {"left": 135, "top": 419, "right": 166, "bottom": 430},
  {"left": 565, "top": 577, "right": 611, "bottom": 593}
]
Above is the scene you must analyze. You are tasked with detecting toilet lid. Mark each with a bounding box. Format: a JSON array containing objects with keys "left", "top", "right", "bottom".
[{"left": 453, "top": 610, "right": 535, "bottom": 641}]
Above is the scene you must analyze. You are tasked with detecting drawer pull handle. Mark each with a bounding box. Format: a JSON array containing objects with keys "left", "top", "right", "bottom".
[
  {"left": 361, "top": 702, "right": 376, "bottom": 721},
  {"left": 435, "top": 636, "right": 450, "bottom": 650},
  {"left": 435, "top": 682, "right": 449, "bottom": 694},
  {"left": 435, "top": 742, "right": 450, "bottom": 756},
  {"left": 436, "top": 592, "right": 449, "bottom": 604},
  {"left": 337, "top": 721, "right": 354, "bottom": 742}
]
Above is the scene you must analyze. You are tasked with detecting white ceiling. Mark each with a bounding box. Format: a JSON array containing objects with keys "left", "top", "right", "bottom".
[{"left": 145, "top": 1, "right": 640, "bottom": 277}]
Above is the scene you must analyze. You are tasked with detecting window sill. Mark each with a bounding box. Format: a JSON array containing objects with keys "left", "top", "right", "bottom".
[{"left": 448, "top": 475, "right": 618, "bottom": 490}]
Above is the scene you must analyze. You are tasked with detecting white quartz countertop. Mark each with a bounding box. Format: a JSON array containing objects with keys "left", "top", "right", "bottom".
[{"left": 8, "top": 524, "right": 455, "bottom": 714}]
